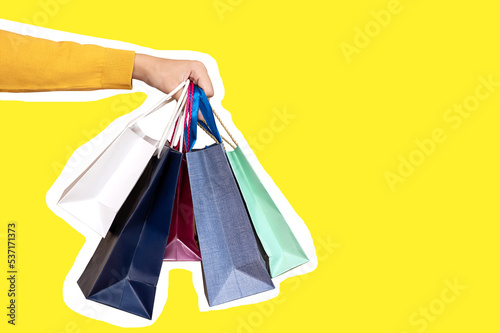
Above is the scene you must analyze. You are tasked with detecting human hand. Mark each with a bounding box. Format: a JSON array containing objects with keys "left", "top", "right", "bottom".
[{"left": 132, "top": 53, "right": 214, "bottom": 101}]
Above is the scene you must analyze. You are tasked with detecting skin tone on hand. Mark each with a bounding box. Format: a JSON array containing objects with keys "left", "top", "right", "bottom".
[
  {"left": 132, "top": 54, "right": 213, "bottom": 122},
  {"left": 132, "top": 53, "right": 214, "bottom": 101}
]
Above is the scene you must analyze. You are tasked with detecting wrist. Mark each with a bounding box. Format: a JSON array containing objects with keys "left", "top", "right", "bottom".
[{"left": 132, "top": 53, "right": 151, "bottom": 83}]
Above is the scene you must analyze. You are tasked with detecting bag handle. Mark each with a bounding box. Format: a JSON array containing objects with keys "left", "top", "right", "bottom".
[
  {"left": 179, "top": 82, "right": 195, "bottom": 153},
  {"left": 184, "top": 82, "right": 195, "bottom": 152},
  {"left": 176, "top": 99, "right": 188, "bottom": 153},
  {"left": 198, "top": 119, "right": 235, "bottom": 150},
  {"left": 170, "top": 88, "right": 189, "bottom": 152},
  {"left": 125, "top": 80, "right": 187, "bottom": 129},
  {"left": 156, "top": 79, "right": 191, "bottom": 157},
  {"left": 185, "top": 85, "right": 222, "bottom": 152},
  {"left": 211, "top": 107, "right": 238, "bottom": 148}
]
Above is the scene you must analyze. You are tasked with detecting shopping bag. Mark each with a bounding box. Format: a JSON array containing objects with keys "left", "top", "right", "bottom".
[
  {"left": 76, "top": 84, "right": 189, "bottom": 319},
  {"left": 77, "top": 146, "right": 182, "bottom": 319},
  {"left": 164, "top": 85, "right": 201, "bottom": 261},
  {"left": 211, "top": 112, "right": 309, "bottom": 277},
  {"left": 57, "top": 81, "right": 187, "bottom": 237},
  {"left": 196, "top": 121, "right": 270, "bottom": 272},
  {"left": 163, "top": 155, "right": 201, "bottom": 260},
  {"left": 185, "top": 84, "right": 274, "bottom": 306}
]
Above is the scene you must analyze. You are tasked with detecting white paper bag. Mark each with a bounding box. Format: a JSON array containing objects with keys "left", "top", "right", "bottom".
[{"left": 57, "top": 81, "right": 190, "bottom": 237}]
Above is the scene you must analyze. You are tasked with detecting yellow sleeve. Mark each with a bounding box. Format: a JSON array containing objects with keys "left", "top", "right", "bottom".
[{"left": 0, "top": 29, "right": 135, "bottom": 92}]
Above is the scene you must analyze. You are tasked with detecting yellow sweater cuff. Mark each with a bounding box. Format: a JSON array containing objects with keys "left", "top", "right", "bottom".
[{"left": 101, "top": 48, "right": 135, "bottom": 90}]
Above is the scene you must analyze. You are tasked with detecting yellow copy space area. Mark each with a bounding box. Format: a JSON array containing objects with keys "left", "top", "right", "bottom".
[{"left": 1, "top": 0, "right": 499, "bottom": 332}]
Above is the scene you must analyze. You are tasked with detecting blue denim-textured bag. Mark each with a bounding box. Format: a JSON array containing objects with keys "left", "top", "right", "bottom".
[
  {"left": 186, "top": 85, "right": 274, "bottom": 306},
  {"left": 77, "top": 146, "right": 182, "bottom": 319}
]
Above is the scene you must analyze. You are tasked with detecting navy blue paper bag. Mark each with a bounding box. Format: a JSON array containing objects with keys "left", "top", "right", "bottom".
[
  {"left": 185, "top": 85, "right": 274, "bottom": 306},
  {"left": 77, "top": 146, "right": 182, "bottom": 319}
]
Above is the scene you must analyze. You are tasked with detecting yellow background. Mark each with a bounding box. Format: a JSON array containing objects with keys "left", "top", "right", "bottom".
[{"left": 1, "top": 0, "right": 499, "bottom": 332}]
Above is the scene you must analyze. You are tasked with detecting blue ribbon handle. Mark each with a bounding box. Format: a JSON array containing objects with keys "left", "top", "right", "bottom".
[{"left": 186, "top": 86, "right": 222, "bottom": 151}]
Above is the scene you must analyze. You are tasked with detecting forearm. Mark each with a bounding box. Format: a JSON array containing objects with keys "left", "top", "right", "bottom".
[
  {"left": 0, "top": 29, "right": 135, "bottom": 92},
  {"left": 0, "top": 29, "right": 214, "bottom": 99}
]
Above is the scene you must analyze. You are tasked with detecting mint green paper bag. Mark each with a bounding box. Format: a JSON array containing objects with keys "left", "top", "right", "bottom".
[
  {"left": 199, "top": 112, "right": 309, "bottom": 277},
  {"left": 226, "top": 144, "right": 309, "bottom": 277}
]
